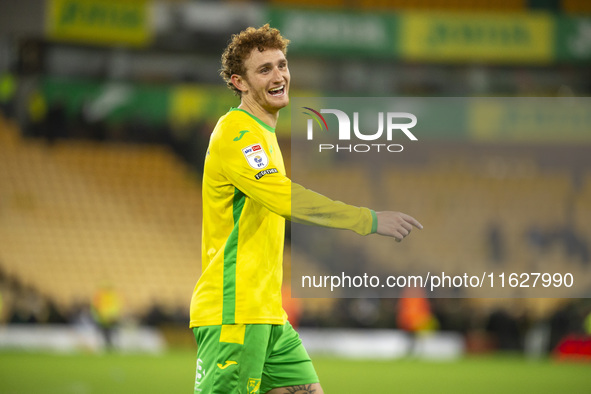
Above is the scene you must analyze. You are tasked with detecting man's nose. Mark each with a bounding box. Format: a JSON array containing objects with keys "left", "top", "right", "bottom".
[{"left": 272, "top": 67, "right": 283, "bottom": 81}]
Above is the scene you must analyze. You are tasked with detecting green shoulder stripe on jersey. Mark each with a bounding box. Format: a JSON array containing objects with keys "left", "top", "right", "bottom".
[
  {"left": 222, "top": 188, "right": 246, "bottom": 324},
  {"left": 230, "top": 108, "right": 275, "bottom": 133},
  {"left": 370, "top": 210, "right": 378, "bottom": 234}
]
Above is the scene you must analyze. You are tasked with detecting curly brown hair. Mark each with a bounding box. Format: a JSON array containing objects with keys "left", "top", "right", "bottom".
[{"left": 220, "top": 24, "right": 290, "bottom": 96}]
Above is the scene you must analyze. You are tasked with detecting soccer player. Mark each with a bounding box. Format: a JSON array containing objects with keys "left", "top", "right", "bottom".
[{"left": 189, "top": 24, "right": 422, "bottom": 394}]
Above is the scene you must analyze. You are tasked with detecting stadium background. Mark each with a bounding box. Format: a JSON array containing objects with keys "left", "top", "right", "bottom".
[{"left": 0, "top": 0, "right": 590, "bottom": 392}]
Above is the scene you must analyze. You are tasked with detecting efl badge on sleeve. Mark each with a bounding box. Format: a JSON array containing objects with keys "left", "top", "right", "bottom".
[{"left": 242, "top": 144, "right": 269, "bottom": 169}]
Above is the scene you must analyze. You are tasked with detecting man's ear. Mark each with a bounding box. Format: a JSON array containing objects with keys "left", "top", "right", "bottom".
[{"left": 231, "top": 74, "right": 248, "bottom": 93}]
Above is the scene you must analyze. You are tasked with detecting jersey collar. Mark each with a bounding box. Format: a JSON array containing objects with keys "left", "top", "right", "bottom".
[{"left": 230, "top": 108, "right": 276, "bottom": 133}]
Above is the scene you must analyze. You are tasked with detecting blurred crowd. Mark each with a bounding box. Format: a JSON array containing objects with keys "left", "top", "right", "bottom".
[{"left": 0, "top": 263, "right": 189, "bottom": 329}]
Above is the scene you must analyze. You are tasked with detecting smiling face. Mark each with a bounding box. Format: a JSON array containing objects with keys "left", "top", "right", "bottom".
[{"left": 232, "top": 48, "right": 290, "bottom": 117}]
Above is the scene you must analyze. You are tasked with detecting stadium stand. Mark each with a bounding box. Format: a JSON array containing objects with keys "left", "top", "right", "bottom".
[{"left": 0, "top": 115, "right": 202, "bottom": 320}]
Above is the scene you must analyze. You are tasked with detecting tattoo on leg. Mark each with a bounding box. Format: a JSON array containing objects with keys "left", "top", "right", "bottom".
[{"left": 282, "top": 384, "right": 316, "bottom": 394}]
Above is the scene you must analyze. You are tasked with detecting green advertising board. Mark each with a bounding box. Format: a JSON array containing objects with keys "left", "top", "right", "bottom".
[
  {"left": 42, "top": 77, "right": 169, "bottom": 124},
  {"left": 555, "top": 16, "right": 591, "bottom": 62},
  {"left": 40, "top": 77, "right": 293, "bottom": 133},
  {"left": 267, "top": 7, "right": 400, "bottom": 58}
]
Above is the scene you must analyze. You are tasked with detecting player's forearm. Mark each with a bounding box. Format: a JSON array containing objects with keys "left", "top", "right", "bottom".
[{"left": 291, "top": 183, "right": 377, "bottom": 236}]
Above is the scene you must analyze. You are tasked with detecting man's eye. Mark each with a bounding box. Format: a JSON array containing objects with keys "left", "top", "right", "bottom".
[{"left": 260, "top": 68, "right": 269, "bottom": 73}]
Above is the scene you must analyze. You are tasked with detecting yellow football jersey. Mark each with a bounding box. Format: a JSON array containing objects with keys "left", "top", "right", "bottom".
[{"left": 190, "top": 108, "right": 377, "bottom": 327}]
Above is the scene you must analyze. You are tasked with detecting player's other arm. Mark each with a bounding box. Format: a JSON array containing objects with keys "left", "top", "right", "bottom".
[
  {"left": 220, "top": 137, "right": 421, "bottom": 241},
  {"left": 291, "top": 182, "right": 422, "bottom": 242}
]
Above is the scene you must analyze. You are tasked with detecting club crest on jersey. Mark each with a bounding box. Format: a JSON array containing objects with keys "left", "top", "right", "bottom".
[
  {"left": 247, "top": 378, "right": 261, "bottom": 393},
  {"left": 242, "top": 144, "right": 269, "bottom": 169}
]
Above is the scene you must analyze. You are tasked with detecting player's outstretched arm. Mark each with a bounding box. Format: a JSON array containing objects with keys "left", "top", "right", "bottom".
[{"left": 376, "top": 211, "right": 423, "bottom": 242}]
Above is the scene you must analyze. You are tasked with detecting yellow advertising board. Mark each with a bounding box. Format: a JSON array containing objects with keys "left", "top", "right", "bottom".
[
  {"left": 401, "top": 12, "right": 553, "bottom": 64},
  {"left": 46, "top": 0, "right": 151, "bottom": 47}
]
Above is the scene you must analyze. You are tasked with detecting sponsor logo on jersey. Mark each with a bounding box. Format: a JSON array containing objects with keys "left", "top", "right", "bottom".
[
  {"left": 233, "top": 130, "right": 250, "bottom": 141},
  {"left": 195, "top": 358, "right": 206, "bottom": 392},
  {"left": 217, "top": 360, "right": 238, "bottom": 369},
  {"left": 254, "top": 168, "right": 278, "bottom": 180},
  {"left": 242, "top": 144, "right": 269, "bottom": 169}
]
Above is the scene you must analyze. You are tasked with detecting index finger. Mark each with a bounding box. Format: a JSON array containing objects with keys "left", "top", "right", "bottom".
[{"left": 401, "top": 213, "right": 423, "bottom": 230}]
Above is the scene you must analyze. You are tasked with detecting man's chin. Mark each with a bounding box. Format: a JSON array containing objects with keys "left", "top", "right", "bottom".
[
  {"left": 278, "top": 95, "right": 290, "bottom": 108},
  {"left": 267, "top": 97, "right": 289, "bottom": 111}
]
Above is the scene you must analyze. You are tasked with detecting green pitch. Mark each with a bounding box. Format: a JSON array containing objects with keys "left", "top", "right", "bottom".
[{"left": 0, "top": 351, "right": 588, "bottom": 393}]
